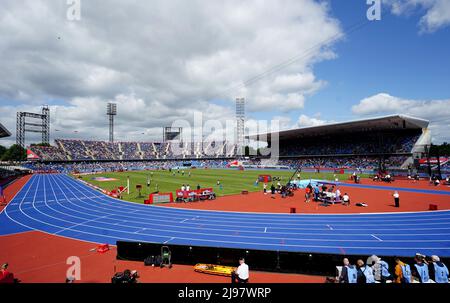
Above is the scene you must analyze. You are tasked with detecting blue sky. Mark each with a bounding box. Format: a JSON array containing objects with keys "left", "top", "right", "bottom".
[{"left": 256, "top": 0, "right": 450, "bottom": 125}]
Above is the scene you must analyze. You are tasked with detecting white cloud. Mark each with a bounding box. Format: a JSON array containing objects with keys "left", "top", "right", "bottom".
[
  {"left": 352, "top": 93, "right": 450, "bottom": 143},
  {"left": 385, "top": 0, "right": 450, "bottom": 33},
  {"left": 0, "top": 0, "right": 343, "bottom": 147},
  {"left": 295, "top": 114, "right": 328, "bottom": 128}
]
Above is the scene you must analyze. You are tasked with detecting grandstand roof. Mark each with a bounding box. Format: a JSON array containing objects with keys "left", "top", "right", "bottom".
[
  {"left": 0, "top": 123, "right": 11, "bottom": 138},
  {"left": 248, "top": 114, "right": 429, "bottom": 142}
]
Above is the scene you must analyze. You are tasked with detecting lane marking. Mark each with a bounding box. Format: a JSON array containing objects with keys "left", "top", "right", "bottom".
[
  {"left": 164, "top": 237, "right": 175, "bottom": 244},
  {"left": 371, "top": 234, "right": 383, "bottom": 242},
  {"left": 54, "top": 215, "right": 111, "bottom": 235}
]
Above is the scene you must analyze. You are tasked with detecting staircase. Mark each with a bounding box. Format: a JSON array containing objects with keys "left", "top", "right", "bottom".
[{"left": 56, "top": 140, "right": 72, "bottom": 160}]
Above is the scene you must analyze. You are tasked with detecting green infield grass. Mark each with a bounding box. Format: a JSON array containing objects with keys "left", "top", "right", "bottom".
[{"left": 73, "top": 169, "right": 367, "bottom": 204}]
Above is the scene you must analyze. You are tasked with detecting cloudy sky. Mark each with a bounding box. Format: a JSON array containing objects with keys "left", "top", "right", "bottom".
[{"left": 0, "top": 0, "right": 449, "bottom": 146}]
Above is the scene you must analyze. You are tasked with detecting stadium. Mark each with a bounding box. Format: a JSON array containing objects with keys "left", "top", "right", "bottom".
[
  {"left": 1, "top": 110, "right": 449, "bottom": 284},
  {"left": 1, "top": 1, "right": 450, "bottom": 291}
]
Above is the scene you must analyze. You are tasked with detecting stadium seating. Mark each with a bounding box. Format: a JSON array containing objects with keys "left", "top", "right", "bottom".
[{"left": 27, "top": 130, "right": 421, "bottom": 167}]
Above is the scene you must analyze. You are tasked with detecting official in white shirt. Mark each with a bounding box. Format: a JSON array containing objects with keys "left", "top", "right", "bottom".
[
  {"left": 393, "top": 191, "right": 400, "bottom": 208},
  {"left": 231, "top": 258, "right": 249, "bottom": 283}
]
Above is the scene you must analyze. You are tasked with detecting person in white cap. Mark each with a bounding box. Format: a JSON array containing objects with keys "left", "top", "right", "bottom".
[{"left": 429, "top": 255, "right": 449, "bottom": 283}]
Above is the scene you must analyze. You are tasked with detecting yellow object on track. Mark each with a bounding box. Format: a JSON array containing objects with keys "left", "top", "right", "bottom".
[{"left": 194, "top": 263, "right": 236, "bottom": 276}]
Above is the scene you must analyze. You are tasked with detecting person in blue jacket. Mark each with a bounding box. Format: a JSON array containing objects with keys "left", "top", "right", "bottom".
[
  {"left": 356, "top": 259, "right": 375, "bottom": 283},
  {"left": 371, "top": 256, "right": 391, "bottom": 283},
  {"left": 339, "top": 258, "right": 357, "bottom": 283},
  {"left": 430, "top": 255, "right": 449, "bottom": 283},
  {"left": 412, "top": 253, "right": 430, "bottom": 283}
]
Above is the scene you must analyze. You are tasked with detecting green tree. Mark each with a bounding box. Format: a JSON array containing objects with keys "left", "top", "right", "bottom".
[
  {"left": 1, "top": 144, "right": 27, "bottom": 161},
  {"left": 430, "top": 143, "right": 450, "bottom": 156},
  {"left": 0, "top": 145, "right": 6, "bottom": 159},
  {"left": 30, "top": 142, "right": 50, "bottom": 147}
]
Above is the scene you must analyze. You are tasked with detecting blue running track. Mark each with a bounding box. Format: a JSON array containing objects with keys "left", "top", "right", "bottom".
[{"left": 1, "top": 174, "right": 450, "bottom": 257}]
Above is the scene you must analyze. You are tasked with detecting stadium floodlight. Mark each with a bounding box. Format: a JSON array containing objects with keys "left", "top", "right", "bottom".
[
  {"left": 16, "top": 105, "right": 50, "bottom": 148},
  {"left": 236, "top": 98, "right": 245, "bottom": 155},
  {"left": 107, "top": 103, "right": 117, "bottom": 143}
]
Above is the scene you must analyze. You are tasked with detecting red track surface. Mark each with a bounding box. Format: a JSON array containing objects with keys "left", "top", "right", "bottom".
[
  {"left": 0, "top": 231, "right": 325, "bottom": 283},
  {"left": 162, "top": 179, "right": 450, "bottom": 214},
  {"left": 0, "top": 174, "right": 32, "bottom": 212}
]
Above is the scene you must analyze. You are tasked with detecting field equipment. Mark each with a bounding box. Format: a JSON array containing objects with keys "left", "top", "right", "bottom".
[
  {"left": 161, "top": 246, "right": 172, "bottom": 268},
  {"left": 97, "top": 244, "right": 110, "bottom": 253},
  {"left": 194, "top": 264, "right": 235, "bottom": 276}
]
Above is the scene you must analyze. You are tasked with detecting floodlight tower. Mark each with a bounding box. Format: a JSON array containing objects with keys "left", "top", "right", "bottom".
[
  {"left": 107, "top": 103, "right": 117, "bottom": 143},
  {"left": 16, "top": 105, "right": 50, "bottom": 148},
  {"left": 236, "top": 97, "right": 245, "bottom": 156}
]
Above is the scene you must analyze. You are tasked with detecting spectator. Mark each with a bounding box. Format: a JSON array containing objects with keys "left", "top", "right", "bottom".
[
  {"left": 356, "top": 259, "right": 375, "bottom": 283},
  {"left": 394, "top": 257, "right": 412, "bottom": 283},
  {"left": 412, "top": 253, "right": 430, "bottom": 283},
  {"left": 339, "top": 258, "right": 357, "bottom": 283},
  {"left": 0, "top": 263, "right": 15, "bottom": 284},
  {"left": 371, "top": 255, "right": 391, "bottom": 283},
  {"left": 429, "top": 255, "right": 449, "bottom": 283}
]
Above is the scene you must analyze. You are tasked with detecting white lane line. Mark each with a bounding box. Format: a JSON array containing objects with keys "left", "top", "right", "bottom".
[
  {"left": 371, "top": 234, "right": 383, "bottom": 242},
  {"left": 54, "top": 215, "right": 111, "bottom": 235},
  {"left": 327, "top": 224, "right": 333, "bottom": 230},
  {"left": 134, "top": 228, "right": 146, "bottom": 234},
  {"left": 164, "top": 237, "right": 175, "bottom": 244}
]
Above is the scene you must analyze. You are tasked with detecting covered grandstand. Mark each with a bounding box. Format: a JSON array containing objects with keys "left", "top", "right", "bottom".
[
  {"left": 0, "top": 123, "right": 11, "bottom": 138},
  {"left": 249, "top": 114, "right": 430, "bottom": 168}
]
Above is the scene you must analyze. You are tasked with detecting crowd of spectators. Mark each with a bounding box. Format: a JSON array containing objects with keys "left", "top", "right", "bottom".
[
  {"left": 33, "top": 140, "right": 240, "bottom": 161},
  {"left": 30, "top": 146, "right": 66, "bottom": 161},
  {"left": 27, "top": 132, "right": 419, "bottom": 164},
  {"left": 23, "top": 159, "right": 234, "bottom": 174},
  {"left": 272, "top": 156, "right": 408, "bottom": 170},
  {"left": 22, "top": 155, "right": 412, "bottom": 174},
  {"left": 279, "top": 133, "right": 420, "bottom": 157},
  {"left": 121, "top": 142, "right": 140, "bottom": 160}
]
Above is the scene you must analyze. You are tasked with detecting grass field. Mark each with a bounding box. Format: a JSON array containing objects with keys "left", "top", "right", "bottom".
[{"left": 74, "top": 169, "right": 369, "bottom": 204}]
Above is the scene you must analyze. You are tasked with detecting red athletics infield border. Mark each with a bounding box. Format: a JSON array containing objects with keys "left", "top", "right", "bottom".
[{"left": 161, "top": 179, "right": 450, "bottom": 214}]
